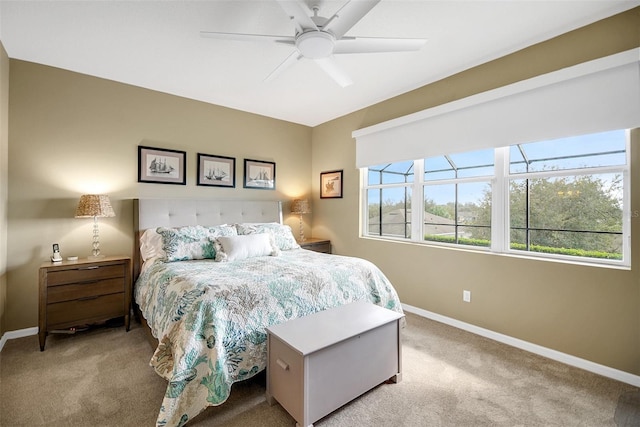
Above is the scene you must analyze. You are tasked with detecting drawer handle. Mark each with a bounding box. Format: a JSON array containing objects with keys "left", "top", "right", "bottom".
[
  {"left": 77, "top": 295, "right": 100, "bottom": 301},
  {"left": 78, "top": 266, "right": 100, "bottom": 270},
  {"left": 276, "top": 358, "right": 289, "bottom": 371}
]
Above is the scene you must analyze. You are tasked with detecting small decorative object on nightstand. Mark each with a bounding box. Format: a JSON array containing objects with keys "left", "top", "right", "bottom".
[
  {"left": 290, "top": 199, "right": 311, "bottom": 242},
  {"left": 38, "top": 256, "right": 131, "bottom": 351},
  {"left": 299, "top": 238, "right": 331, "bottom": 254},
  {"left": 75, "top": 194, "right": 116, "bottom": 259}
]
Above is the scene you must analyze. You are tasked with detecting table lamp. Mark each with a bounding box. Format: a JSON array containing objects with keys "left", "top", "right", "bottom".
[
  {"left": 75, "top": 194, "right": 115, "bottom": 258},
  {"left": 290, "top": 199, "right": 311, "bottom": 242}
]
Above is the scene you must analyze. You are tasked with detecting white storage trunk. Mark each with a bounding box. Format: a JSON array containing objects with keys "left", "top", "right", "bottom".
[{"left": 266, "top": 301, "right": 404, "bottom": 427}]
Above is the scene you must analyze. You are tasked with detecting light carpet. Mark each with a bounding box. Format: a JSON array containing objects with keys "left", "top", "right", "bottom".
[{"left": 1, "top": 312, "right": 638, "bottom": 426}]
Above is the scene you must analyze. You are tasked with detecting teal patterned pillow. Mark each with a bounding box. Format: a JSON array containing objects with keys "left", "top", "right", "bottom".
[
  {"left": 235, "top": 222, "right": 300, "bottom": 250},
  {"left": 205, "top": 225, "right": 238, "bottom": 239},
  {"left": 157, "top": 225, "right": 236, "bottom": 262}
]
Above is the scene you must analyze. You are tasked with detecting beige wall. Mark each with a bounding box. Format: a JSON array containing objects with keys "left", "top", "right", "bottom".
[
  {"left": 3, "top": 7, "right": 639, "bottom": 379},
  {"left": 6, "top": 61, "right": 312, "bottom": 331},
  {"left": 311, "top": 8, "right": 640, "bottom": 376},
  {"left": 0, "top": 40, "right": 9, "bottom": 336}
]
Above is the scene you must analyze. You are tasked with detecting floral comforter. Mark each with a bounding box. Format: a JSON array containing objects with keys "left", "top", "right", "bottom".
[{"left": 134, "top": 248, "right": 403, "bottom": 427}]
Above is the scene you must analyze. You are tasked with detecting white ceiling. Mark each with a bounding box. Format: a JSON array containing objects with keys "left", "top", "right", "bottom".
[{"left": 1, "top": 0, "right": 638, "bottom": 127}]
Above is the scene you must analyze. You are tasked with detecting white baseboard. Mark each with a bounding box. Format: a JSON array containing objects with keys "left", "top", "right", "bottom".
[
  {"left": 402, "top": 303, "right": 640, "bottom": 388},
  {"left": 0, "top": 327, "right": 38, "bottom": 352}
]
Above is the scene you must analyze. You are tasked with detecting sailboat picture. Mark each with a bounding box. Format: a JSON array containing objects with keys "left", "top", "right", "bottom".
[
  {"left": 197, "top": 153, "right": 236, "bottom": 187},
  {"left": 138, "top": 146, "right": 186, "bottom": 185},
  {"left": 204, "top": 161, "right": 229, "bottom": 181},
  {"left": 244, "top": 159, "right": 276, "bottom": 190},
  {"left": 148, "top": 156, "right": 176, "bottom": 175}
]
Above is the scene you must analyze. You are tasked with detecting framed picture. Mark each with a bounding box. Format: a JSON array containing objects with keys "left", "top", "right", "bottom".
[
  {"left": 197, "top": 153, "right": 235, "bottom": 187},
  {"left": 138, "top": 145, "right": 186, "bottom": 185},
  {"left": 243, "top": 159, "right": 276, "bottom": 190},
  {"left": 320, "top": 170, "right": 343, "bottom": 199}
]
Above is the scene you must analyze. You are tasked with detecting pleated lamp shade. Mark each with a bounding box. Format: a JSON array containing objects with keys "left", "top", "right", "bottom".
[
  {"left": 290, "top": 199, "right": 311, "bottom": 215},
  {"left": 75, "top": 195, "right": 115, "bottom": 218}
]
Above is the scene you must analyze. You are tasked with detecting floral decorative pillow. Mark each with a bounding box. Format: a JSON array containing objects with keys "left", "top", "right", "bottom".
[
  {"left": 156, "top": 224, "right": 236, "bottom": 262},
  {"left": 206, "top": 225, "right": 238, "bottom": 239},
  {"left": 213, "top": 233, "right": 280, "bottom": 262},
  {"left": 235, "top": 222, "right": 300, "bottom": 250}
]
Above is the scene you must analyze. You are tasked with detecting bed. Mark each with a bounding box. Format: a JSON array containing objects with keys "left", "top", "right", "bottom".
[{"left": 132, "top": 198, "right": 403, "bottom": 427}]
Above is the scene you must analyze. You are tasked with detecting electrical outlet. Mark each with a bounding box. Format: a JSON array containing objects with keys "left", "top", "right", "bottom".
[{"left": 463, "top": 290, "right": 471, "bottom": 303}]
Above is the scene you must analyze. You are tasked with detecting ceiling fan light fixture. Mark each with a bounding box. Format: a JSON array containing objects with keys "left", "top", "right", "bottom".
[
  {"left": 296, "top": 31, "right": 335, "bottom": 59},
  {"left": 202, "top": 0, "right": 424, "bottom": 87}
]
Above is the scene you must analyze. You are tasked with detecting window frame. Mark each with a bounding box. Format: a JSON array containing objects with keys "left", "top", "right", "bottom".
[
  {"left": 364, "top": 163, "right": 415, "bottom": 240},
  {"left": 501, "top": 148, "right": 630, "bottom": 265},
  {"left": 422, "top": 174, "right": 494, "bottom": 249},
  {"left": 361, "top": 131, "right": 631, "bottom": 268}
]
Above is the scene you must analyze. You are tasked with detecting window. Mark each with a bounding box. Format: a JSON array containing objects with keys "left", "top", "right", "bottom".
[
  {"left": 367, "top": 161, "right": 413, "bottom": 239},
  {"left": 423, "top": 149, "right": 493, "bottom": 247},
  {"left": 507, "top": 130, "right": 627, "bottom": 261},
  {"left": 362, "top": 130, "right": 630, "bottom": 266}
]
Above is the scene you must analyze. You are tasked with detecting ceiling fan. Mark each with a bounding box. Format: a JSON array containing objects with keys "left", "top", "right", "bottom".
[{"left": 200, "top": 0, "right": 427, "bottom": 87}]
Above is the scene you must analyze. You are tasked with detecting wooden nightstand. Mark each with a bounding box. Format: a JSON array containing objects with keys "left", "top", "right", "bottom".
[
  {"left": 38, "top": 256, "right": 131, "bottom": 351},
  {"left": 299, "top": 238, "right": 331, "bottom": 254}
]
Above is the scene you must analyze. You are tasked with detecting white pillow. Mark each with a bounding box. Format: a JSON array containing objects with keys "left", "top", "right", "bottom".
[
  {"left": 235, "top": 222, "right": 300, "bottom": 250},
  {"left": 139, "top": 228, "right": 165, "bottom": 262},
  {"left": 214, "top": 234, "right": 280, "bottom": 262}
]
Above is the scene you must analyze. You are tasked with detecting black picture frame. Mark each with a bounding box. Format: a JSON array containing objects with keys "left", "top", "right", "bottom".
[
  {"left": 138, "top": 145, "right": 186, "bottom": 185},
  {"left": 197, "top": 153, "right": 236, "bottom": 188},
  {"left": 243, "top": 159, "right": 276, "bottom": 190},
  {"left": 320, "top": 170, "right": 343, "bottom": 199}
]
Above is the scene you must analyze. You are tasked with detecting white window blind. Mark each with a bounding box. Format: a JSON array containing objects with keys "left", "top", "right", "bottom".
[{"left": 353, "top": 49, "right": 640, "bottom": 168}]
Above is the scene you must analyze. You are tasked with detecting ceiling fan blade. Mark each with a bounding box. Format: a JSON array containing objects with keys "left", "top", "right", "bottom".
[
  {"left": 264, "top": 50, "right": 302, "bottom": 83},
  {"left": 314, "top": 57, "right": 353, "bottom": 87},
  {"left": 323, "top": 0, "right": 381, "bottom": 40},
  {"left": 333, "top": 37, "right": 427, "bottom": 54},
  {"left": 200, "top": 31, "right": 294, "bottom": 45},
  {"left": 275, "top": 0, "right": 318, "bottom": 34}
]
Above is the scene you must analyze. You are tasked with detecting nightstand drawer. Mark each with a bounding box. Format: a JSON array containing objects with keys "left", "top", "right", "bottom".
[
  {"left": 47, "top": 277, "right": 125, "bottom": 304},
  {"left": 47, "top": 264, "right": 125, "bottom": 286},
  {"left": 47, "top": 292, "right": 125, "bottom": 328},
  {"left": 300, "top": 239, "right": 331, "bottom": 254}
]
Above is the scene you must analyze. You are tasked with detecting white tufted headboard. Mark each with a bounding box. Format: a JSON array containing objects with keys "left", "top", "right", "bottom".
[{"left": 132, "top": 198, "right": 283, "bottom": 280}]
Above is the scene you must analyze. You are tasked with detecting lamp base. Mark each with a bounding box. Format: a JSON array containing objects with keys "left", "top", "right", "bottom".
[
  {"left": 88, "top": 254, "right": 105, "bottom": 260},
  {"left": 298, "top": 214, "right": 306, "bottom": 242}
]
